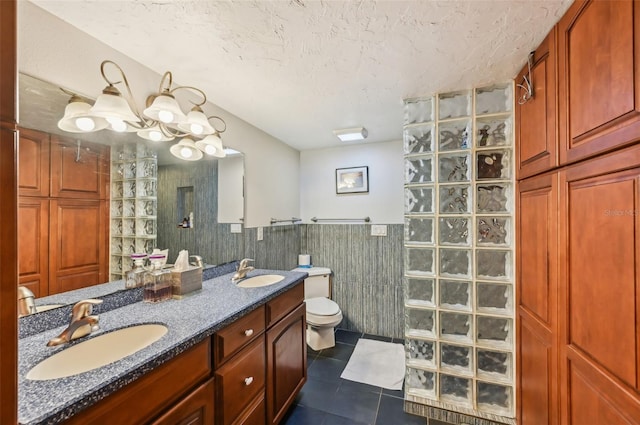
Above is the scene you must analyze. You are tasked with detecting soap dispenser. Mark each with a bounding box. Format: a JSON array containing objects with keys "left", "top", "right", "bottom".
[
  {"left": 125, "top": 253, "right": 148, "bottom": 289},
  {"left": 143, "top": 254, "right": 173, "bottom": 303}
]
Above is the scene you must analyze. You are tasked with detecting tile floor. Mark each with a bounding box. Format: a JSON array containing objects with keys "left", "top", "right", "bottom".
[{"left": 281, "top": 329, "right": 450, "bottom": 425}]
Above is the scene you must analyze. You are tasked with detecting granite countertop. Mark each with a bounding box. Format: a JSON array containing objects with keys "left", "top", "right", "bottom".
[{"left": 18, "top": 268, "right": 307, "bottom": 425}]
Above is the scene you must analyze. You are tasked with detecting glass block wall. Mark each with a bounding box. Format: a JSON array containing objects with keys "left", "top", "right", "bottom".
[
  {"left": 110, "top": 143, "right": 158, "bottom": 281},
  {"left": 403, "top": 84, "right": 515, "bottom": 422}
]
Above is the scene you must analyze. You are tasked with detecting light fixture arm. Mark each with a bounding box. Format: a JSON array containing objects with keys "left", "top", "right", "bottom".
[
  {"left": 99, "top": 60, "right": 149, "bottom": 128},
  {"left": 207, "top": 116, "right": 227, "bottom": 133},
  {"left": 169, "top": 85, "right": 208, "bottom": 108}
]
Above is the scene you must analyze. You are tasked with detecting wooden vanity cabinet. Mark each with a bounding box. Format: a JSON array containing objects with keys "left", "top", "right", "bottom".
[
  {"left": 150, "top": 378, "right": 215, "bottom": 425},
  {"left": 265, "top": 284, "right": 306, "bottom": 425},
  {"left": 64, "top": 339, "right": 212, "bottom": 425},
  {"left": 213, "top": 282, "right": 306, "bottom": 425}
]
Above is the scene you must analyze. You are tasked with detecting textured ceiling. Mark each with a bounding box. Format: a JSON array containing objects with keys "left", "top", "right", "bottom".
[{"left": 30, "top": 0, "right": 572, "bottom": 151}]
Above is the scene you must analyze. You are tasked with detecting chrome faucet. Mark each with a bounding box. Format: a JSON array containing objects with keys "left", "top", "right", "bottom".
[
  {"left": 232, "top": 258, "right": 255, "bottom": 282},
  {"left": 47, "top": 299, "right": 103, "bottom": 347},
  {"left": 18, "top": 286, "right": 37, "bottom": 317}
]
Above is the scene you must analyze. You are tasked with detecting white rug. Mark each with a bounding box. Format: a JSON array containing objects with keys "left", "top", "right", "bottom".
[{"left": 340, "top": 338, "right": 405, "bottom": 390}]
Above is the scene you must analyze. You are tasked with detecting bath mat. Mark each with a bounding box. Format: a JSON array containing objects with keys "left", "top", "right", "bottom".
[{"left": 340, "top": 338, "right": 405, "bottom": 390}]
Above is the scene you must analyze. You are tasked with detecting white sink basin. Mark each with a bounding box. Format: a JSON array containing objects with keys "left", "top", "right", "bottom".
[
  {"left": 26, "top": 324, "right": 168, "bottom": 381},
  {"left": 237, "top": 274, "right": 284, "bottom": 288}
]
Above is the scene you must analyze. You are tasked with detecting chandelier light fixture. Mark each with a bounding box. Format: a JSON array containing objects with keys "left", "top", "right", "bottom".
[{"left": 57, "top": 60, "right": 227, "bottom": 160}]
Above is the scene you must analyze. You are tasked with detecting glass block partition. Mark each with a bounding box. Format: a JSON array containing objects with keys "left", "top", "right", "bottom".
[
  {"left": 110, "top": 143, "right": 158, "bottom": 281},
  {"left": 403, "top": 84, "right": 515, "bottom": 422}
]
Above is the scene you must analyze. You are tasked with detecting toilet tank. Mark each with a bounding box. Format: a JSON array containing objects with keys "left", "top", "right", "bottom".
[{"left": 295, "top": 267, "right": 332, "bottom": 299}]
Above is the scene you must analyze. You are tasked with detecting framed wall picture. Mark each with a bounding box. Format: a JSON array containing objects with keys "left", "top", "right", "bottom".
[{"left": 336, "top": 166, "right": 369, "bottom": 194}]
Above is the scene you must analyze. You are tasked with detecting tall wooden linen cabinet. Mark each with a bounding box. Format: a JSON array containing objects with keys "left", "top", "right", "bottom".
[
  {"left": 516, "top": 1, "right": 640, "bottom": 424},
  {"left": 18, "top": 128, "right": 110, "bottom": 297}
]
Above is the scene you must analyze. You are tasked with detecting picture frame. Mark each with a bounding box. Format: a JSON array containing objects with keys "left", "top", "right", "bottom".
[{"left": 336, "top": 166, "right": 369, "bottom": 194}]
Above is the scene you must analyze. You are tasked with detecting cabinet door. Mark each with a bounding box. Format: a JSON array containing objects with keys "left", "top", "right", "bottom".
[
  {"left": 559, "top": 145, "right": 640, "bottom": 424},
  {"left": 516, "top": 30, "right": 558, "bottom": 179},
  {"left": 151, "top": 378, "right": 215, "bottom": 425},
  {"left": 18, "top": 198, "right": 49, "bottom": 297},
  {"left": 18, "top": 128, "right": 49, "bottom": 197},
  {"left": 516, "top": 173, "right": 559, "bottom": 425},
  {"left": 266, "top": 303, "right": 307, "bottom": 425},
  {"left": 558, "top": 0, "right": 640, "bottom": 165},
  {"left": 48, "top": 199, "right": 108, "bottom": 294},
  {"left": 50, "top": 135, "right": 109, "bottom": 199}
]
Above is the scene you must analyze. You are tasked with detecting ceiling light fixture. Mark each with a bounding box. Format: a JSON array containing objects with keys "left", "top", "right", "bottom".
[
  {"left": 333, "top": 127, "right": 368, "bottom": 142},
  {"left": 57, "top": 60, "right": 228, "bottom": 161}
]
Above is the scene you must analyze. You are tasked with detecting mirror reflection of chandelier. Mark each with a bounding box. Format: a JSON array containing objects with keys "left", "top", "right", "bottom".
[{"left": 57, "top": 60, "right": 227, "bottom": 161}]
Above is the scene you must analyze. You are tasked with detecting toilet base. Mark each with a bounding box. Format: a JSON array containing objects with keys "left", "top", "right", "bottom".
[{"left": 306, "top": 325, "right": 336, "bottom": 351}]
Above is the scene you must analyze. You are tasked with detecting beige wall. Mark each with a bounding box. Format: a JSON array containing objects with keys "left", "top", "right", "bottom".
[{"left": 18, "top": 1, "right": 300, "bottom": 228}]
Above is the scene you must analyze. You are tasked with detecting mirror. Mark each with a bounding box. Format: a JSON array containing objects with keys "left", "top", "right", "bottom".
[{"left": 18, "top": 73, "right": 245, "bottom": 312}]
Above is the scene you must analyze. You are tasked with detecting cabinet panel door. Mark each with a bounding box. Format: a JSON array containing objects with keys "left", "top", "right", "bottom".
[
  {"left": 517, "top": 172, "right": 559, "bottom": 425},
  {"left": 559, "top": 145, "right": 640, "bottom": 424},
  {"left": 48, "top": 199, "right": 108, "bottom": 294},
  {"left": 18, "top": 128, "right": 49, "bottom": 197},
  {"left": 516, "top": 30, "right": 558, "bottom": 179},
  {"left": 151, "top": 378, "right": 215, "bottom": 425},
  {"left": 558, "top": 0, "right": 640, "bottom": 164},
  {"left": 266, "top": 303, "right": 307, "bottom": 425},
  {"left": 18, "top": 198, "right": 49, "bottom": 297},
  {"left": 50, "top": 135, "right": 109, "bottom": 199},
  {"left": 518, "top": 319, "right": 553, "bottom": 425},
  {"left": 517, "top": 174, "right": 558, "bottom": 326}
]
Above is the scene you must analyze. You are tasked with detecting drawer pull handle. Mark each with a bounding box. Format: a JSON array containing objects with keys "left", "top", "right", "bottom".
[
  {"left": 244, "top": 377, "right": 254, "bottom": 386},
  {"left": 244, "top": 329, "right": 254, "bottom": 337}
]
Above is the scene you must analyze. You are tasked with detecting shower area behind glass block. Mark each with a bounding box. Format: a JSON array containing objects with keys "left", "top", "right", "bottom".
[
  {"left": 110, "top": 143, "right": 158, "bottom": 281},
  {"left": 403, "top": 85, "right": 515, "bottom": 423}
]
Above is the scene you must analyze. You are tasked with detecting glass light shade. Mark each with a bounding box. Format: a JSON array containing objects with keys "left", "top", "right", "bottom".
[
  {"left": 177, "top": 109, "right": 216, "bottom": 136},
  {"left": 90, "top": 88, "right": 140, "bottom": 123},
  {"left": 169, "top": 138, "right": 203, "bottom": 161},
  {"left": 58, "top": 100, "right": 108, "bottom": 133},
  {"left": 143, "top": 93, "right": 187, "bottom": 125},
  {"left": 137, "top": 125, "right": 175, "bottom": 142},
  {"left": 195, "top": 134, "right": 226, "bottom": 157},
  {"left": 106, "top": 117, "right": 139, "bottom": 133}
]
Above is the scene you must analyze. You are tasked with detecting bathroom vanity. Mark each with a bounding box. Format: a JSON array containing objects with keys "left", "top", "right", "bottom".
[{"left": 17, "top": 268, "right": 308, "bottom": 425}]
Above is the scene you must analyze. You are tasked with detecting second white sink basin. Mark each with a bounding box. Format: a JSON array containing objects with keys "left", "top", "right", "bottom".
[
  {"left": 237, "top": 274, "right": 284, "bottom": 288},
  {"left": 26, "top": 324, "right": 168, "bottom": 381}
]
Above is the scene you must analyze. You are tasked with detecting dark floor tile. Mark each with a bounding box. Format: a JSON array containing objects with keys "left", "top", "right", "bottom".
[
  {"left": 381, "top": 381, "right": 405, "bottom": 399},
  {"left": 376, "top": 394, "right": 426, "bottom": 425},
  {"left": 297, "top": 377, "right": 341, "bottom": 411},
  {"left": 281, "top": 404, "right": 327, "bottom": 425},
  {"left": 362, "top": 333, "right": 393, "bottom": 343},
  {"left": 327, "top": 384, "right": 381, "bottom": 424},
  {"left": 322, "top": 412, "right": 371, "bottom": 425},
  {"left": 319, "top": 342, "right": 355, "bottom": 361},
  {"left": 335, "top": 329, "right": 363, "bottom": 345},
  {"left": 339, "top": 378, "right": 382, "bottom": 396},
  {"left": 308, "top": 345, "right": 322, "bottom": 356},
  {"left": 308, "top": 356, "right": 348, "bottom": 383}
]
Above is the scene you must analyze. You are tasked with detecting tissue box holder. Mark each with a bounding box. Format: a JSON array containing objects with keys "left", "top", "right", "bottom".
[{"left": 171, "top": 266, "right": 203, "bottom": 298}]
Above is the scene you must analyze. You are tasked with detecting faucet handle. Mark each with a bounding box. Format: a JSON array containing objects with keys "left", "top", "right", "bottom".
[
  {"left": 239, "top": 258, "right": 254, "bottom": 269},
  {"left": 71, "top": 299, "right": 103, "bottom": 320}
]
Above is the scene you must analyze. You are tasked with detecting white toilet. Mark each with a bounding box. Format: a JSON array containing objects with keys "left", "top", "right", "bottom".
[{"left": 292, "top": 266, "right": 342, "bottom": 350}]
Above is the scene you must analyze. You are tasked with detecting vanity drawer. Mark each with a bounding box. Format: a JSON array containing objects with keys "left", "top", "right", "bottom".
[
  {"left": 267, "top": 282, "right": 304, "bottom": 327},
  {"left": 215, "top": 337, "right": 266, "bottom": 425},
  {"left": 214, "top": 305, "right": 265, "bottom": 366}
]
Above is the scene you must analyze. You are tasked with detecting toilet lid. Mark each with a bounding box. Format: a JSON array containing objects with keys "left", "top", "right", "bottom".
[{"left": 305, "top": 297, "right": 340, "bottom": 316}]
